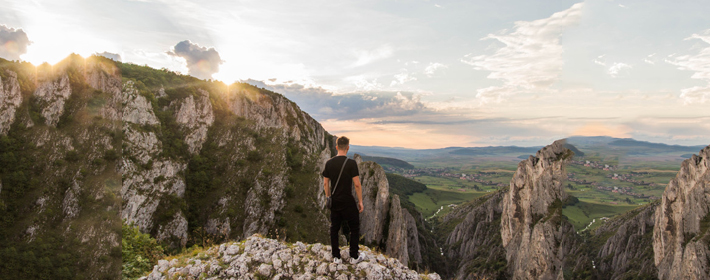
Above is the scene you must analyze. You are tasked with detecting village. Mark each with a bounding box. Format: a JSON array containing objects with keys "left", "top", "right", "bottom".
[{"left": 385, "top": 166, "right": 509, "bottom": 188}]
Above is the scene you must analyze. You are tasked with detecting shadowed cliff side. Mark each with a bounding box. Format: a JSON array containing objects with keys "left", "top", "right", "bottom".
[{"left": 653, "top": 145, "right": 710, "bottom": 280}]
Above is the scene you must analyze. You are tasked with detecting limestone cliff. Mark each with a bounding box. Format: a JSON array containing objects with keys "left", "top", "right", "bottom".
[
  {"left": 591, "top": 201, "right": 658, "bottom": 279},
  {"left": 440, "top": 190, "right": 508, "bottom": 280},
  {"left": 352, "top": 154, "right": 426, "bottom": 269},
  {"left": 653, "top": 145, "right": 710, "bottom": 280},
  {"left": 500, "top": 139, "right": 577, "bottom": 280},
  {"left": 0, "top": 55, "right": 122, "bottom": 279},
  {"left": 0, "top": 70, "right": 22, "bottom": 135}
]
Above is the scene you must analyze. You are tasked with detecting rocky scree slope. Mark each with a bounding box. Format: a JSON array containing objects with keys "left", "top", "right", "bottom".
[
  {"left": 0, "top": 56, "right": 122, "bottom": 279},
  {"left": 140, "top": 235, "right": 441, "bottom": 280}
]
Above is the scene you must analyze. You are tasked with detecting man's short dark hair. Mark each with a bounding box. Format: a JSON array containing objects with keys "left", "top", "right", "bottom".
[{"left": 337, "top": 136, "right": 350, "bottom": 149}]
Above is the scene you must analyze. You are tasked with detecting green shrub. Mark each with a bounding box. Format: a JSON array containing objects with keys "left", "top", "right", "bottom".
[
  {"left": 65, "top": 150, "right": 80, "bottom": 162},
  {"left": 122, "top": 222, "right": 165, "bottom": 280}
]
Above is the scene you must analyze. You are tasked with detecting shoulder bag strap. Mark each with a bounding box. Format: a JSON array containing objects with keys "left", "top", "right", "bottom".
[{"left": 331, "top": 158, "right": 349, "bottom": 196}]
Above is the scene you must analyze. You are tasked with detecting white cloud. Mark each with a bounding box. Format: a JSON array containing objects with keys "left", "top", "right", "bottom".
[
  {"left": 608, "top": 62, "right": 632, "bottom": 78},
  {"left": 643, "top": 53, "right": 656, "bottom": 65},
  {"left": 346, "top": 75, "right": 384, "bottom": 91},
  {"left": 618, "top": 4, "right": 627, "bottom": 8},
  {"left": 593, "top": 54, "right": 606, "bottom": 66},
  {"left": 666, "top": 30, "right": 710, "bottom": 104},
  {"left": 352, "top": 45, "right": 393, "bottom": 67},
  {"left": 434, "top": 4, "right": 442, "bottom": 8},
  {"left": 424, "top": 62, "right": 447, "bottom": 77},
  {"left": 461, "top": 2, "right": 584, "bottom": 103},
  {"left": 390, "top": 71, "right": 417, "bottom": 86}
]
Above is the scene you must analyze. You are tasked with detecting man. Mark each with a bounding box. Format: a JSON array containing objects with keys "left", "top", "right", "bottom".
[{"left": 322, "top": 136, "right": 365, "bottom": 264}]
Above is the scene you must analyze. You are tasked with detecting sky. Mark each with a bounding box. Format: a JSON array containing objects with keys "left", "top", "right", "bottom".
[{"left": 1, "top": 0, "right": 709, "bottom": 149}]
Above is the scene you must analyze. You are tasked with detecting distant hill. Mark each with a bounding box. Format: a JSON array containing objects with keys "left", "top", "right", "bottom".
[
  {"left": 564, "top": 143, "right": 585, "bottom": 157},
  {"left": 449, "top": 146, "right": 542, "bottom": 156},
  {"left": 361, "top": 155, "right": 414, "bottom": 169},
  {"left": 608, "top": 138, "right": 705, "bottom": 152}
]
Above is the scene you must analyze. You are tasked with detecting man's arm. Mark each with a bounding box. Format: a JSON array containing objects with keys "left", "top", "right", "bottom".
[
  {"left": 353, "top": 176, "right": 363, "bottom": 213},
  {"left": 323, "top": 177, "right": 330, "bottom": 197}
]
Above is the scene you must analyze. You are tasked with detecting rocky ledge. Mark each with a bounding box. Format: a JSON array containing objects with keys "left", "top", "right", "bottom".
[{"left": 140, "top": 235, "right": 441, "bottom": 280}]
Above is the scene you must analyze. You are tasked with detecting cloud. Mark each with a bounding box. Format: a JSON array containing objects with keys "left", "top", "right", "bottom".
[
  {"left": 424, "top": 62, "right": 447, "bottom": 77},
  {"left": 390, "top": 71, "right": 417, "bottom": 86},
  {"left": 666, "top": 30, "right": 710, "bottom": 104},
  {"left": 244, "top": 79, "right": 429, "bottom": 121},
  {"left": 461, "top": 2, "right": 583, "bottom": 103},
  {"left": 352, "top": 45, "right": 393, "bottom": 67},
  {"left": 593, "top": 55, "right": 606, "bottom": 66},
  {"left": 0, "top": 25, "right": 31, "bottom": 61},
  {"left": 95, "top": 51, "right": 122, "bottom": 62},
  {"left": 608, "top": 62, "right": 632, "bottom": 77},
  {"left": 167, "top": 40, "right": 223, "bottom": 80},
  {"left": 643, "top": 53, "right": 656, "bottom": 65}
]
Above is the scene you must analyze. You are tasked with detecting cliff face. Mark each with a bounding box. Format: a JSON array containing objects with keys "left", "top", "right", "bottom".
[
  {"left": 500, "top": 139, "right": 578, "bottom": 280},
  {"left": 0, "top": 56, "right": 122, "bottom": 279},
  {"left": 119, "top": 68, "right": 336, "bottom": 250},
  {"left": 0, "top": 70, "right": 22, "bottom": 135},
  {"left": 591, "top": 202, "right": 658, "bottom": 279},
  {"left": 440, "top": 190, "right": 508, "bottom": 280},
  {"left": 653, "top": 145, "right": 710, "bottom": 280},
  {"left": 353, "top": 154, "right": 425, "bottom": 268}
]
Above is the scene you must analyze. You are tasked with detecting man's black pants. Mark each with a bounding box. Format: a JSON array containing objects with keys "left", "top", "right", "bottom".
[{"left": 330, "top": 206, "right": 359, "bottom": 259}]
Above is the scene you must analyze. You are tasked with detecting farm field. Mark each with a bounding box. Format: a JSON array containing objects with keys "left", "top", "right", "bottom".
[{"left": 562, "top": 200, "right": 640, "bottom": 231}]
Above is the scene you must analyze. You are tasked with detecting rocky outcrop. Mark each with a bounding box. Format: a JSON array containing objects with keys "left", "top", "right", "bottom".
[
  {"left": 653, "top": 145, "right": 710, "bottom": 280},
  {"left": 386, "top": 195, "right": 409, "bottom": 265},
  {"left": 0, "top": 70, "right": 22, "bottom": 135},
  {"left": 356, "top": 157, "right": 391, "bottom": 246},
  {"left": 353, "top": 156, "right": 425, "bottom": 269},
  {"left": 174, "top": 89, "right": 214, "bottom": 154},
  {"left": 404, "top": 209, "right": 423, "bottom": 265},
  {"left": 140, "top": 235, "right": 442, "bottom": 280},
  {"left": 227, "top": 85, "right": 330, "bottom": 155},
  {"left": 500, "top": 139, "right": 576, "bottom": 280},
  {"left": 442, "top": 191, "right": 508, "bottom": 280},
  {"left": 33, "top": 74, "right": 72, "bottom": 126},
  {"left": 122, "top": 80, "right": 159, "bottom": 125},
  {"left": 592, "top": 202, "right": 658, "bottom": 279}
]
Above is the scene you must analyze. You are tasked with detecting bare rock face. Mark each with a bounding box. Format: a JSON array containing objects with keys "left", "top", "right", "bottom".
[
  {"left": 653, "top": 145, "right": 710, "bottom": 280},
  {"left": 33, "top": 74, "right": 72, "bottom": 126},
  {"left": 174, "top": 89, "right": 214, "bottom": 154},
  {"left": 120, "top": 79, "right": 188, "bottom": 247},
  {"left": 0, "top": 70, "right": 22, "bottom": 135},
  {"left": 592, "top": 202, "right": 658, "bottom": 279},
  {"left": 500, "top": 139, "right": 574, "bottom": 280},
  {"left": 122, "top": 80, "right": 159, "bottom": 126},
  {"left": 443, "top": 191, "right": 507, "bottom": 280},
  {"left": 404, "top": 209, "right": 423, "bottom": 265},
  {"left": 386, "top": 195, "right": 409, "bottom": 266},
  {"left": 357, "top": 159, "right": 391, "bottom": 246},
  {"left": 227, "top": 86, "right": 330, "bottom": 155}
]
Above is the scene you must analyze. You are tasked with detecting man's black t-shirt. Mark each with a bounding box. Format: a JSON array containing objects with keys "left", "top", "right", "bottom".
[{"left": 321, "top": 156, "right": 359, "bottom": 211}]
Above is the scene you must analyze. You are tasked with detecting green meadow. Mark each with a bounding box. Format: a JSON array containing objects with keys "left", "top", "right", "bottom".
[{"left": 562, "top": 200, "right": 640, "bottom": 231}]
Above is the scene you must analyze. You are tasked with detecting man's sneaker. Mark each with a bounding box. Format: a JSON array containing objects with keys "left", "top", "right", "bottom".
[
  {"left": 333, "top": 257, "right": 342, "bottom": 264},
  {"left": 350, "top": 252, "right": 366, "bottom": 265}
]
